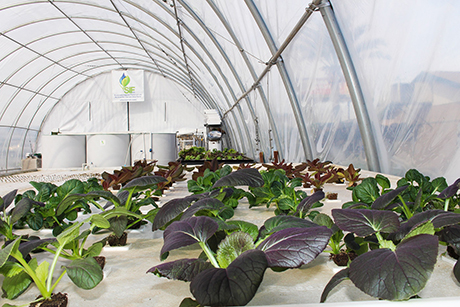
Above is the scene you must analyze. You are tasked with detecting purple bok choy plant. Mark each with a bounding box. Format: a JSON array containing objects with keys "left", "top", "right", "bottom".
[
  {"left": 148, "top": 214, "right": 332, "bottom": 306},
  {"left": 321, "top": 189, "right": 460, "bottom": 302},
  {"left": 152, "top": 168, "right": 265, "bottom": 231}
]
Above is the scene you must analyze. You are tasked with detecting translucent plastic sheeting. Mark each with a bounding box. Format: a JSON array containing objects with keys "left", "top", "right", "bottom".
[
  {"left": 332, "top": 0, "right": 460, "bottom": 182},
  {"left": 1, "top": 0, "right": 460, "bottom": 184},
  {"left": 38, "top": 72, "right": 206, "bottom": 138},
  {"left": 283, "top": 11, "right": 366, "bottom": 169}
]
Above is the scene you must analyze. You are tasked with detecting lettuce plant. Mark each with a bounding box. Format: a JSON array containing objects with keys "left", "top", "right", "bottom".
[
  {"left": 246, "top": 169, "right": 323, "bottom": 217},
  {"left": 16, "top": 178, "right": 103, "bottom": 233},
  {"left": 0, "top": 214, "right": 110, "bottom": 305},
  {"left": 148, "top": 215, "right": 332, "bottom": 306},
  {"left": 58, "top": 176, "right": 167, "bottom": 244},
  {"left": 0, "top": 190, "right": 32, "bottom": 241}
]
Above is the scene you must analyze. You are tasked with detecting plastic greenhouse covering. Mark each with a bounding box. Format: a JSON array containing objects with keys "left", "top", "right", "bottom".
[{"left": 1, "top": 0, "right": 460, "bottom": 183}]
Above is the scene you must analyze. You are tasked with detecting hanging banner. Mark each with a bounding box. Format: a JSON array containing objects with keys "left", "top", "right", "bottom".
[{"left": 112, "top": 69, "right": 144, "bottom": 102}]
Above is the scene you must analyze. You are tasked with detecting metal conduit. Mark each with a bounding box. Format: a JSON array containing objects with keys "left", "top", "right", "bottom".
[
  {"left": 207, "top": 0, "right": 283, "bottom": 161},
  {"left": 179, "top": 0, "right": 255, "bottom": 156},
  {"left": 242, "top": 0, "right": 319, "bottom": 160},
  {"left": 318, "top": 1, "right": 382, "bottom": 172}
]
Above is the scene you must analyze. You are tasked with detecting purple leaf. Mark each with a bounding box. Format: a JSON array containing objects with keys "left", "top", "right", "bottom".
[
  {"left": 394, "top": 210, "right": 460, "bottom": 241},
  {"left": 349, "top": 234, "right": 438, "bottom": 300},
  {"left": 122, "top": 175, "right": 167, "bottom": 190},
  {"left": 438, "top": 178, "right": 460, "bottom": 199},
  {"left": 371, "top": 185, "right": 409, "bottom": 210},
  {"left": 454, "top": 259, "right": 460, "bottom": 283},
  {"left": 295, "top": 190, "right": 325, "bottom": 216},
  {"left": 153, "top": 195, "right": 201, "bottom": 230},
  {"left": 190, "top": 250, "right": 268, "bottom": 306},
  {"left": 257, "top": 226, "right": 332, "bottom": 268},
  {"left": 181, "top": 198, "right": 225, "bottom": 220},
  {"left": 320, "top": 268, "right": 350, "bottom": 302},
  {"left": 332, "top": 209, "right": 400, "bottom": 236},
  {"left": 147, "top": 258, "right": 214, "bottom": 282},
  {"left": 212, "top": 168, "right": 264, "bottom": 188},
  {"left": 0, "top": 189, "right": 17, "bottom": 211},
  {"left": 161, "top": 216, "right": 219, "bottom": 257},
  {"left": 261, "top": 215, "right": 319, "bottom": 236}
]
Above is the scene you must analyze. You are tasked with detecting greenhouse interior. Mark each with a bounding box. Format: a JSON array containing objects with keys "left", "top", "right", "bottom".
[{"left": 1, "top": 0, "right": 460, "bottom": 306}]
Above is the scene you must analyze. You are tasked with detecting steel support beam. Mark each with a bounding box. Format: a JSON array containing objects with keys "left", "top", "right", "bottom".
[
  {"left": 319, "top": 1, "right": 381, "bottom": 171},
  {"left": 244, "top": 0, "right": 317, "bottom": 161}
]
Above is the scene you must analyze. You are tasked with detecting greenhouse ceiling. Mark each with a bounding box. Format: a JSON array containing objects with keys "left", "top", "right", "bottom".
[{"left": 1, "top": 0, "right": 460, "bottom": 183}]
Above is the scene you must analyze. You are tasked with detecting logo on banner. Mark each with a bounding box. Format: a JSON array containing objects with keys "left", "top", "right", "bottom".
[{"left": 119, "top": 73, "right": 135, "bottom": 94}]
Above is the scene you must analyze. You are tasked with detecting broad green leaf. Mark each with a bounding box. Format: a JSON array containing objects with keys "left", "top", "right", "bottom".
[
  {"left": 56, "top": 222, "right": 82, "bottom": 246},
  {"left": 90, "top": 214, "right": 111, "bottom": 229},
  {"left": 1, "top": 270, "right": 33, "bottom": 300},
  {"left": 27, "top": 213, "right": 44, "bottom": 231},
  {"left": 35, "top": 261, "right": 50, "bottom": 285},
  {"left": 57, "top": 179, "right": 84, "bottom": 200},
  {"left": 65, "top": 257, "right": 103, "bottom": 290},
  {"left": 85, "top": 242, "right": 103, "bottom": 258},
  {"left": 179, "top": 298, "right": 201, "bottom": 307},
  {"left": 352, "top": 178, "right": 380, "bottom": 204},
  {"left": 216, "top": 232, "right": 254, "bottom": 268},
  {"left": 403, "top": 221, "right": 435, "bottom": 241},
  {"left": 226, "top": 220, "right": 258, "bottom": 241},
  {"left": 0, "top": 238, "right": 20, "bottom": 267},
  {"left": 375, "top": 174, "right": 391, "bottom": 191}
]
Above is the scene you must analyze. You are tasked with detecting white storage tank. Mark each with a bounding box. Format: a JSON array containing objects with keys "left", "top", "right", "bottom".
[
  {"left": 151, "top": 133, "right": 177, "bottom": 166},
  {"left": 87, "top": 134, "right": 130, "bottom": 167},
  {"left": 41, "top": 135, "right": 86, "bottom": 169}
]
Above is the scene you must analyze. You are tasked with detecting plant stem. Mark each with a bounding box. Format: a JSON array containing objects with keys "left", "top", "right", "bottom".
[
  {"left": 125, "top": 189, "right": 135, "bottom": 212},
  {"left": 50, "top": 269, "right": 67, "bottom": 294},
  {"left": 198, "top": 241, "right": 219, "bottom": 268},
  {"left": 444, "top": 199, "right": 450, "bottom": 211},
  {"left": 46, "top": 244, "right": 66, "bottom": 293},
  {"left": 398, "top": 195, "right": 413, "bottom": 219}
]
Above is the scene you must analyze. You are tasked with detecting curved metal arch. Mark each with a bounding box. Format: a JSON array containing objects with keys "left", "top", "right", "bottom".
[
  {"left": 19, "top": 58, "right": 205, "bottom": 133},
  {"left": 0, "top": 42, "right": 197, "bottom": 124},
  {"left": 126, "top": 0, "right": 243, "bottom": 151},
  {"left": 244, "top": 0, "right": 314, "bottom": 161},
  {"left": 0, "top": 2, "right": 241, "bottom": 161},
  {"left": 206, "top": 0, "right": 282, "bottom": 160},
  {"left": 179, "top": 0, "right": 256, "bottom": 157},
  {"left": 0, "top": 16, "right": 223, "bottom": 124}
]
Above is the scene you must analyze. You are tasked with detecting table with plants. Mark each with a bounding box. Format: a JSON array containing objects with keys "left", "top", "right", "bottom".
[{"left": 1, "top": 158, "right": 460, "bottom": 307}]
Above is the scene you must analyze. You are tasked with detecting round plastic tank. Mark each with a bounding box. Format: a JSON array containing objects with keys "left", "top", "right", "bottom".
[
  {"left": 41, "top": 135, "right": 86, "bottom": 169},
  {"left": 87, "top": 134, "right": 130, "bottom": 167},
  {"left": 151, "top": 133, "right": 177, "bottom": 165}
]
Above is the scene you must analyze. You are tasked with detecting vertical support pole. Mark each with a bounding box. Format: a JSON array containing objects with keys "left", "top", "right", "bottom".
[{"left": 319, "top": 1, "right": 382, "bottom": 172}]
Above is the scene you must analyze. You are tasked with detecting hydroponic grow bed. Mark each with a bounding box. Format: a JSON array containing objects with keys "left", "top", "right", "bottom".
[{"left": 1, "top": 167, "right": 460, "bottom": 307}]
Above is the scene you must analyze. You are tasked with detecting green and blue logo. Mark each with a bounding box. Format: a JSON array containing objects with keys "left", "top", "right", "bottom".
[{"left": 119, "top": 73, "right": 135, "bottom": 93}]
